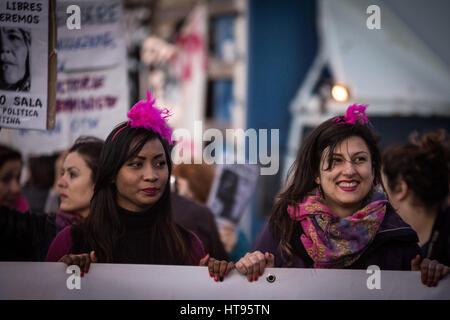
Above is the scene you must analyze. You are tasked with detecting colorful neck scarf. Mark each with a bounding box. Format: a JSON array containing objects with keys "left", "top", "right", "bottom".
[{"left": 287, "top": 186, "right": 387, "bottom": 268}]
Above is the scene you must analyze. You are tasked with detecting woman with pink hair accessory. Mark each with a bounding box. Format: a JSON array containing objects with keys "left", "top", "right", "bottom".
[
  {"left": 47, "top": 92, "right": 234, "bottom": 282},
  {"left": 234, "top": 104, "right": 449, "bottom": 287}
]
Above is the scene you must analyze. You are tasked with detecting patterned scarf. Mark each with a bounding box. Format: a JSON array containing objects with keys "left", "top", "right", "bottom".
[{"left": 287, "top": 186, "right": 387, "bottom": 268}]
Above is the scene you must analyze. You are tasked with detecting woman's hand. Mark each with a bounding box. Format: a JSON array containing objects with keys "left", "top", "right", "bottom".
[
  {"left": 411, "top": 254, "right": 449, "bottom": 287},
  {"left": 235, "top": 251, "right": 275, "bottom": 282},
  {"left": 199, "top": 254, "right": 234, "bottom": 282},
  {"left": 58, "top": 251, "right": 97, "bottom": 277}
]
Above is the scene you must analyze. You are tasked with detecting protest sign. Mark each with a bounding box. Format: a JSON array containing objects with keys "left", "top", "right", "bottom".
[
  {"left": 0, "top": 0, "right": 52, "bottom": 130},
  {"left": 0, "top": 0, "right": 128, "bottom": 156},
  {"left": 207, "top": 164, "right": 259, "bottom": 224}
]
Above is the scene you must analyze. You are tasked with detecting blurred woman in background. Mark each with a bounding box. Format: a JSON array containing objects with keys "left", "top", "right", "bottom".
[
  {"left": 0, "top": 137, "right": 103, "bottom": 261},
  {"left": 0, "top": 144, "right": 29, "bottom": 212},
  {"left": 382, "top": 129, "right": 450, "bottom": 265}
]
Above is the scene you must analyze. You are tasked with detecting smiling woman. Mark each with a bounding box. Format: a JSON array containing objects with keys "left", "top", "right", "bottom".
[
  {"left": 315, "top": 136, "right": 375, "bottom": 218},
  {"left": 0, "top": 27, "right": 31, "bottom": 92},
  {"left": 234, "top": 104, "right": 449, "bottom": 287}
]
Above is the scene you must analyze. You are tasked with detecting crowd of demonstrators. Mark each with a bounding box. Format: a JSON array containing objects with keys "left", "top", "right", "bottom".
[
  {"left": 0, "top": 137, "right": 103, "bottom": 261},
  {"left": 382, "top": 129, "right": 450, "bottom": 266},
  {"left": 1, "top": 97, "right": 449, "bottom": 289},
  {"left": 45, "top": 92, "right": 233, "bottom": 280},
  {"left": 234, "top": 105, "right": 449, "bottom": 287}
]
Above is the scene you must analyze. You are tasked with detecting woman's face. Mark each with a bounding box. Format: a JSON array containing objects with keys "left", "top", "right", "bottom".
[
  {"left": 0, "top": 27, "right": 28, "bottom": 86},
  {"left": 115, "top": 138, "right": 169, "bottom": 212},
  {"left": 315, "top": 136, "right": 374, "bottom": 217},
  {"left": 0, "top": 159, "right": 22, "bottom": 207},
  {"left": 57, "top": 152, "right": 94, "bottom": 217}
]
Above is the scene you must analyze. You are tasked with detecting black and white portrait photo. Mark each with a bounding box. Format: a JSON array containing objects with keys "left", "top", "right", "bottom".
[{"left": 0, "top": 27, "right": 31, "bottom": 92}]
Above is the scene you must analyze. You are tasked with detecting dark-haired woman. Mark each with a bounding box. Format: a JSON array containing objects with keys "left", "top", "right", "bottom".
[
  {"left": 46, "top": 93, "right": 233, "bottom": 281},
  {"left": 382, "top": 129, "right": 450, "bottom": 266},
  {"left": 0, "top": 137, "right": 104, "bottom": 261},
  {"left": 235, "top": 105, "right": 448, "bottom": 287}
]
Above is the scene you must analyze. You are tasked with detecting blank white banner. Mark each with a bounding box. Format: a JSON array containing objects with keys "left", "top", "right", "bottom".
[{"left": 0, "top": 262, "right": 449, "bottom": 300}]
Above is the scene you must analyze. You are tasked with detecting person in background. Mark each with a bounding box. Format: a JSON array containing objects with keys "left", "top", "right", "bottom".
[
  {"left": 171, "top": 162, "right": 229, "bottom": 261},
  {"left": 382, "top": 129, "right": 450, "bottom": 265},
  {"left": 0, "top": 144, "right": 29, "bottom": 212},
  {"left": 46, "top": 92, "right": 233, "bottom": 281},
  {"left": 235, "top": 105, "right": 449, "bottom": 287},
  {"left": 44, "top": 149, "right": 68, "bottom": 214},
  {"left": 22, "top": 153, "right": 58, "bottom": 214},
  {"left": 0, "top": 137, "right": 104, "bottom": 261}
]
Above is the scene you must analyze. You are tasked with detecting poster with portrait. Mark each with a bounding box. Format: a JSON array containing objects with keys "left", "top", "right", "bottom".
[
  {"left": 0, "top": 0, "right": 49, "bottom": 130},
  {"left": 0, "top": 0, "right": 129, "bottom": 157},
  {"left": 207, "top": 164, "right": 259, "bottom": 225}
]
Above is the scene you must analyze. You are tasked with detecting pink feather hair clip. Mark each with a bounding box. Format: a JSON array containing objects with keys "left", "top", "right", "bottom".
[
  {"left": 112, "top": 91, "right": 173, "bottom": 144},
  {"left": 333, "top": 104, "right": 369, "bottom": 125}
]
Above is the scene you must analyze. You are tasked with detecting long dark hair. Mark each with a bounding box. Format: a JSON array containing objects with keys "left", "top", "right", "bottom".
[
  {"left": 81, "top": 123, "right": 191, "bottom": 264},
  {"left": 269, "top": 119, "right": 381, "bottom": 265}
]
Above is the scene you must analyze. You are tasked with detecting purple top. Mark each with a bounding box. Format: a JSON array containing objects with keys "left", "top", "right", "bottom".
[{"left": 46, "top": 225, "right": 205, "bottom": 266}]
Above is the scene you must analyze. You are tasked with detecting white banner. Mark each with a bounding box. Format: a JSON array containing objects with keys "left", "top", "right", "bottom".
[
  {"left": 0, "top": 0, "right": 49, "bottom": 130},
  {"left": 0, "top": 262, "right": 448, "bottom": 300}
]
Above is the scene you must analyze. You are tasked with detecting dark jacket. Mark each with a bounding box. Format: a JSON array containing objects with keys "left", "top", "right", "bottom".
[
  {"left": 0, "top": 206, "right": 57, "bottom": 261},
  {"left": 254, "top": 204, "right": 421, "bottom": 270},
  {"left": 422, "top": 205, "right": 450, "bottom": 265},
  {"left": 171, "top": 192, "right": 229, "bottom": 261}
]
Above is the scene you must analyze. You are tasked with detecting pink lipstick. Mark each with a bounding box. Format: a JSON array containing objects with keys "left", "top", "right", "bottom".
[
  {"left": 143, "top": 188, "right": 158, "bottom": 195},
  {"left": 337, "top": 180, "right": 359, "bottom": 192}
]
